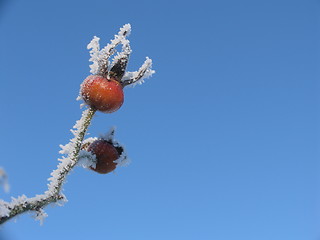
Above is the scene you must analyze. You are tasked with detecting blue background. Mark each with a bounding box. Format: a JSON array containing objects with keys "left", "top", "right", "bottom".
[{"left": 0, "top": 0, "right": 319, "bottom": 239}]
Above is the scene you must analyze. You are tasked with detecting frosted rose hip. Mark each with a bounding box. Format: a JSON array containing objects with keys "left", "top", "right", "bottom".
[
  {"left": 81, "top": 75, "right": 124, "bottom": 113},
  {"left": 87, "top": 139, "right": 119, "bottom": 174}
]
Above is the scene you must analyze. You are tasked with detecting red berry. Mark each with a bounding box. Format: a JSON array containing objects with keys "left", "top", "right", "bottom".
[
  {"left": 81, "top": 75, "right": 124, "bottom": 113},
  {"left": 87, "top": 140, "right": 119, "bottom": 174}
]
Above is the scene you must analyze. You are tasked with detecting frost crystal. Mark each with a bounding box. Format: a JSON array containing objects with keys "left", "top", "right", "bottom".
[
  {"left": 78, "top": 150, "right": 97, "bottom": 169},
  {"left": 0, "top": 200, "right": 10, "bottom": 217},
  {"left": 34, "top": 208, "right": 48, "bottom": 225},
  {"left": 11, "top": 195, "right": 28, "bottom": 206}
]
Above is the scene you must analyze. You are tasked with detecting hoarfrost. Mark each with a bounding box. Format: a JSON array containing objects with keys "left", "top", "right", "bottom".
[
  {"left": 85, "top": 23, "right": 154, "bottom": 90},
  {"left": 87, "top": 24, "right": 132, "bottom": 75},
  {"left": 0, "top": 200, "right": 9, "bottom": 217},
  {"left": 59, "top": 109, "right": 92, "bottom": 156},
  {"left": 78, "top": 150, "right": 97, "bottom": 169},
  {"left": 47, "top": 109, "right": 93, "bottom": 196},
  {"left": 114, "top": 151, "right": 131, "bottom": 167},
  {"left": 55, "top": 193, "right": 68, "bottom": 207},
  {"left": 33, "top": 208, "right": 48, "bottom": 225},
  {"left": 82, "top": 137, "right": 98, "bottom": 145},
  {"left": 87, "top": 36, "right": 101, "bottom": 74}
]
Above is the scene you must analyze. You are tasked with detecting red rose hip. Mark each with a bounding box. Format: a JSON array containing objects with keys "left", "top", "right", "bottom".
[
  {"left": 87, "top": 139, "right": 119, "bottom": 174},
  {"left": 81, "top": 75, "right": 124, "bottom": 113}
]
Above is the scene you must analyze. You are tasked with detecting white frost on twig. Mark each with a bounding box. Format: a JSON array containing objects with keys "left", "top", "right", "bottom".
[
  {"left": 48, "top": 109, "right": 92, "bottom": 195},
  {"left": 0, "top": 108, "right": 94, "bottom": 223},
  {"left": 88, "top": 24, "right": 132, "bottom": 75},
  {"left": 0, "top": 200, "right": 10, "bottom": 217},
  {"left": 33, "top": 208, "right": 48, "bottom": 225}
]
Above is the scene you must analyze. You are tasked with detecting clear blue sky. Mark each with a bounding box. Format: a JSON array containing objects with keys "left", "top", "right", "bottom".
[{"left": 0, "top": 0, "right": 319, "bottom": 239}]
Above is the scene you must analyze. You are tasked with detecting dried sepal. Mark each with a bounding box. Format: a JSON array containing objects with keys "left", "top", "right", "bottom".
[
  {"left": 86, "top": 24, "right": 154, "bottom": 88},
  {"left": 121, "top": 57, "right": 155, "bottom": 87}
]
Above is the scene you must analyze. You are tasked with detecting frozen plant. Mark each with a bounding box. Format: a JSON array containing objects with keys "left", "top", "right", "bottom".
[{"left": 0, "top": 24, "right": 154, "bottom": 225}]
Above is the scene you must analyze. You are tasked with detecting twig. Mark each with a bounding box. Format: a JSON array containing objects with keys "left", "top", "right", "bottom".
[{"left": 0, "top": 108, "right": 96, "bottom": 225}]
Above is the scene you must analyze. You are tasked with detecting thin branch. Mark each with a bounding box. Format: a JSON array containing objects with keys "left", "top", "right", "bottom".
[{"left": 0, "top": 108, "right": 96, "bottom": 225}]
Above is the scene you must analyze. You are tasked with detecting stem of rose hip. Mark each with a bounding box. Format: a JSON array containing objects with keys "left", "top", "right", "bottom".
[
  {"left": 54, "top": 107, "right": 96, "bottom": 193},
  {"left": 0, "top": 107, "right": 96, "bottom": 225}
]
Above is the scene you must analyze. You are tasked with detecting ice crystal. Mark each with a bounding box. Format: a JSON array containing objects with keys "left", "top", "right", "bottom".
[
  {"left": 78, "top": 150, "right": 97, "bottom": 169},
  {"left": 0, "top": 200, "right": 9, "bottom": 217}
]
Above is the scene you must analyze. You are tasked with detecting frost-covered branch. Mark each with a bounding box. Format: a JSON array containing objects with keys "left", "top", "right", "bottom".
[
  {"left": 0, "top": 23, "right": 154, "bottom": 225},
  {"left": 0, "top": 108, "right": 96, "bottom": 225}
]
